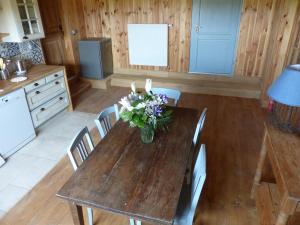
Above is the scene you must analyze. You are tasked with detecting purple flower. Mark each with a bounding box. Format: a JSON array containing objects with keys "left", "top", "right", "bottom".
[
  {"left": 159, "top": 94, "right": 168, "bottom": 104},
  {"left": 153, "top": 105, "right": 163, "bottom": 116}
]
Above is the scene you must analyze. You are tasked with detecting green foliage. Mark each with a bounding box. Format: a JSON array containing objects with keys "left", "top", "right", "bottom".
[{"left": 119, "top": 93, "right": 172, "bottom": 131}]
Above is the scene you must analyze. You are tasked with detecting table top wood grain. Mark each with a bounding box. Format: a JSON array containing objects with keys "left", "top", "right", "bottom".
[{"left": 57, "top": 107, "right": 198, "bottom": 225}]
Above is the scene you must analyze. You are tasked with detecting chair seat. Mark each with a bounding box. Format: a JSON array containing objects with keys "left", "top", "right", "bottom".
[{"left": 174, "top": 183, "right": 192, "bottom": 225}]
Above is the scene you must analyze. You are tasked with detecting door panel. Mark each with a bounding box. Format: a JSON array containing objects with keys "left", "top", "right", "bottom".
[
  {"left": 41, "top": 33, "right": 65, "bottom": 65},
  {"left": 196, "top": 39, "right": 235, "bottom": 74},
  {"left": 38, "top": 0, "right": 65, "bottom": 66},
  {"left": 38, "top": 0, "right": 61, "bottom": 34},
  {"left": 190, "top": 0, "right": 242, "bottom": 75}
]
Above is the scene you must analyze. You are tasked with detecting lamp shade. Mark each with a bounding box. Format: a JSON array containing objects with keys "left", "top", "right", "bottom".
[{"left": 268, "top": 64, "right": 300, "bottom": 107}]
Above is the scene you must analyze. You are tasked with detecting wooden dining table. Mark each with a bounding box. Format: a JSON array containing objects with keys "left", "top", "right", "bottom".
[{"left": 57, "top": 107, "right": 199, "bottom": 225}]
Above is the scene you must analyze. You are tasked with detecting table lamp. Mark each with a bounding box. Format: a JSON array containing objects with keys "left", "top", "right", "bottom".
[{"left": 268, "top": 64, "right": 300, "bottom": 133}]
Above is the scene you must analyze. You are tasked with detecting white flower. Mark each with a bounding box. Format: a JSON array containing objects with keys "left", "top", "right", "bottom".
[
  {"left": 135, "top": 102, "right": 146, "bottom": 109},
  {"left": 145, "top": 79, "right": 152, "bottom": 93},
  {"left": 119, "top": 97, "right": 134, "bottom": 111},
  {"left": 131, "top": 82, "right": 136, "bottom": 93}
]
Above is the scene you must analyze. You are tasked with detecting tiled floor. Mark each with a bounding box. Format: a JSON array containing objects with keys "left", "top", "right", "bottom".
[{"left": 0, "top": 110, "right": 97, "bottom": 218}]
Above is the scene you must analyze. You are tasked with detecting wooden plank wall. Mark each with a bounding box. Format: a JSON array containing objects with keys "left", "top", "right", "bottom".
[
  {"left": 81, "top": 0, "right": 192, "bottom": 73},
  {"left": 260, "top": 0, "right": 300, "bottom": 105},
  {"left": 235, "top": 0, "right": 275, "bottom": 78},
  {"left": 79, "top": 0, "right": 279, "bottom": 78},
  {"left": 287, "top": 16, "right": 300, "bottom": 65}
]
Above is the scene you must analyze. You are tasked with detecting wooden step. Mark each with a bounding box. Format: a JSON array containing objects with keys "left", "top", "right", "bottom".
[
  {"left": 110, "top": 73, "right": 261, "bottom": 99},
  {"left": 69, "top": 77, "right": 91, "bottom": 98}
]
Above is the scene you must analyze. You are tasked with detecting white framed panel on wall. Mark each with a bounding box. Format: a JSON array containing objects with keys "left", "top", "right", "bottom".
[{"left": 128, "top": 24, "right": 168, "bottom": 67}]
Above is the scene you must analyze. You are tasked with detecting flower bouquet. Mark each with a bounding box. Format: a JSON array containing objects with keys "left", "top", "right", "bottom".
[{"left": 119, "top": 79, "right": 172, "bottom": 143}]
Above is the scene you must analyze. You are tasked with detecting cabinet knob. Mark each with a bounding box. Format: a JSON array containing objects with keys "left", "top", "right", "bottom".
[
  {"left": 54, "top": 74, "right": 59, "bottom": 77},
  {"left": 40, "top": 108, "right": 45, "bottom": 112},
  {"left": 55, "top": 81, "right": 60, "bottom": 85},
  {"left": 23, "top": 36, "right": 29, "bottom": 40},
  {"left": 35, "top": 91, "right": 40, "bottom": 94},
  {"left": 34, "top": 83, "right": 39, "bottom": 87},
  {"left": 59, "top": 97, "right": 64, "bottom": 100}
]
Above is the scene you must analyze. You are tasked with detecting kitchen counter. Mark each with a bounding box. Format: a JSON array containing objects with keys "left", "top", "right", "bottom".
[
  {"left": 0, "top": 64, "right": 73, "bottom": 111},
  {"left": 0, "top": 65, "right": 65, "bottom": 96}
]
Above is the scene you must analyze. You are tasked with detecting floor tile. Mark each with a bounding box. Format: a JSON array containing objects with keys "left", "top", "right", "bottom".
[
  {"left": 9, "top": 157, "right": 57, "bottom": 189},
  {"left": 0, "top": 209, "right": 5, "bottom": 219},
  {"left": 0, "top": 184, "right": 29, "bottom": 212},
  {"left": 0, "top": 110, "right": 96, "bottom": 213}
]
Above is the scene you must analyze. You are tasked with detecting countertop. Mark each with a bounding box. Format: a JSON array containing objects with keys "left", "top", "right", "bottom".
[{"left": 0, "top": 65, "right": 65, "bottom": 97}]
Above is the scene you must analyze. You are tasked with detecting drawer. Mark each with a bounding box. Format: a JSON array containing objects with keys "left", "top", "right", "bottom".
[
  {"left": 45, "top": 70, "right": 64, "bottom": 83},
  {"left": 24, "top": 78, "right": 46, "bottom": 93},
  {"left": 31, "top": 92, "right": 69, "bottom": 128},
  {"left": 27, "top": 77, "right": 66, "bottom": 110}
]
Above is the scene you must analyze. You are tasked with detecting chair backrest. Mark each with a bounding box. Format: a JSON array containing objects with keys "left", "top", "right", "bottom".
[
  {"left": 95, "top": 104, "right": 119, "bottom": 139},
  {"left": 67, "top": 127, "right": 94, "bottom": 171},
  {"left": 151, "top": 87, "right": 181, "bottom": 106},
  {"left": 192, "top": 108, "right": 207, "bottom": 146},
  {"left": 190, "top": 144, "right": 206, "bottom": 222}
]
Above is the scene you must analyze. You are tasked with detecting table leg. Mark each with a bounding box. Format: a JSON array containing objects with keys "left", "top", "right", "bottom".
[
  {"left": 69, "top": 203, "right": 85, "bottom": 225},
  {"left": 251, "top": 132, "right": 268, "bottom": 198}
]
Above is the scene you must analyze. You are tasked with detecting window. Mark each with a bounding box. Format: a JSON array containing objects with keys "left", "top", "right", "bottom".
[{"left": 17, "top": 0, "right": 40, "bottom": 35}]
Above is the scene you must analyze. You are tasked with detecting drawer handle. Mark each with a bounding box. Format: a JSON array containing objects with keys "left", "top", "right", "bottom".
[
  {"left": 35, "top": 91, "right": 40, "bottom": 94},
  {"left": 59, "top": 97, "right": 64, "bottom": 100},
  {"left": 54, "top": 74, "right": 59, "bottom": 77},
  {"left": 55, "top": 81, "right": 60, "bottom": 85},
  {"left": 34, "top": 83, "right": 39, "bottom": 87},
  {"left": 40, "top": 108, "right": 46, "bottom": 112}
]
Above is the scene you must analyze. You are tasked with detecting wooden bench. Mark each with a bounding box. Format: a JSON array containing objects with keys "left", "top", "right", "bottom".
[{"left": 251, "top": 122, "right": 300, "bottom": 225}]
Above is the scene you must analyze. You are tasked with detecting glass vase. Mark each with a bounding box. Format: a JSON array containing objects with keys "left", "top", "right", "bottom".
[{"left": 140, "top": 125, "right": 155, "bottom": 144}]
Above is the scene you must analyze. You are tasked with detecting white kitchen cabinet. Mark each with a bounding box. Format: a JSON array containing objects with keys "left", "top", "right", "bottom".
[
  {"left": 31, "top": 92, "right": 69, "bottom": 128},
  {"left": 26, "top": 77, "right": 66, "bottom": 110},
  {"left": 0, "top": 0, "right": 44, "bottom": 42},
  {"left": 25, "top": 69, "right": 70, "bottom": 128}
]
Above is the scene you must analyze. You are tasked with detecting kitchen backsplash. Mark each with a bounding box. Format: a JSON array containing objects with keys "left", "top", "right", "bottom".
[{"left": 0, "top": 40, "right": 45, "bottom": 64}]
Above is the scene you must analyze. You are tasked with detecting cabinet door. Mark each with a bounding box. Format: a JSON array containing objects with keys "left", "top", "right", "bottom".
[
  {"left": 16, "top": 0, "right": 45, "bottom": 40},
  {"left": 38, "top": 0, "right": 66, "bottom": 66}
]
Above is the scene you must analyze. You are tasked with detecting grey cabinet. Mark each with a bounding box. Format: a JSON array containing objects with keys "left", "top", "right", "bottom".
[{"left": 78, "top": 38, "right": 113, "bottom": 80}]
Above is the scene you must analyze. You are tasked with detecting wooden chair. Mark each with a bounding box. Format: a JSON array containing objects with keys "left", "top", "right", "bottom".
[
  {"left": 151, "top": 87, "right": 181, "bottom": 106},
  {"left": 174, "top": 144, "right": 207, "bottom": 225},
  {"left": 67, "top": 127, "right": 95, "bottom": 225},
  {"left": 186, "top": 108, "right": 207, "bottom": 185},
  {"left": 130, "top": 219, "right": 142, "bottom": 225},
  {"left": 193, "top": 108, "right": 207, "bottom": 146},
  {"left": 95, "top": 104, "right": 119, "bottom": 139}
]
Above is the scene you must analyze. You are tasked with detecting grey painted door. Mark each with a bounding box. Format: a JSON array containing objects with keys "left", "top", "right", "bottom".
[{"left": 189, "top": 0, "right": 242, "bottom": 75}]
